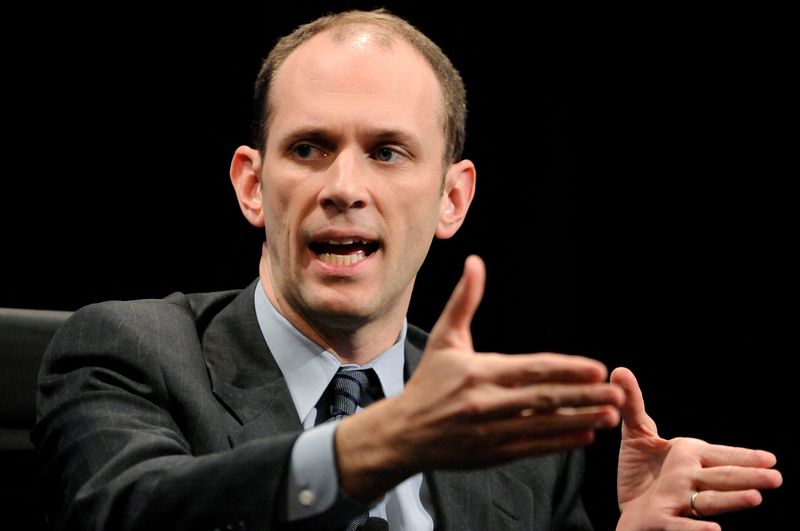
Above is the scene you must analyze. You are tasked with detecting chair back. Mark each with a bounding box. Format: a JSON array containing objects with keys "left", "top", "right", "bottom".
[{"left": 0, "top": 307, "right": 72, "bottom": 530}]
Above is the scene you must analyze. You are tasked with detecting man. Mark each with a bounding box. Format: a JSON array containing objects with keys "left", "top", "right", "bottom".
[{"left": 33, "top": 9, "right": 781, "bottom": 530}]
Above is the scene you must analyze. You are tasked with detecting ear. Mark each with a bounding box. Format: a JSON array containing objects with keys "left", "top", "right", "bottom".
[
  {"left": 230, "top": 145, "right": 265, "bottom": 228},
  {"left": 435, "top": 159, "right": 476, "bottom": 239}
]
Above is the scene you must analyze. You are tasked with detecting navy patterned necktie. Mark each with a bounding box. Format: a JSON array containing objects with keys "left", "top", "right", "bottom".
[
  {"left": 327, "top": 369, "right": 388, "bottom": 531},
  {"left": 328, "top": 369, "right": 371, "bottom": 421}
]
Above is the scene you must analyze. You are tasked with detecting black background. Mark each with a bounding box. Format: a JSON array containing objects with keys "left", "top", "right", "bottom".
[{"left": 1, "top": 2, "right": 793, "bottom": 528}]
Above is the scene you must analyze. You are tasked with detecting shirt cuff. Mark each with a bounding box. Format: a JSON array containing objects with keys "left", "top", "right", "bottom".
[{"left": 285, "top": 421, "right": 371, "bottom": 521}]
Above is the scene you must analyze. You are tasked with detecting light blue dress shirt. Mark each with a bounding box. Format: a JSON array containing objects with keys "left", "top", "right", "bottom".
[{"left": 253, "top": 281, "right": 433, "bottom": 530}]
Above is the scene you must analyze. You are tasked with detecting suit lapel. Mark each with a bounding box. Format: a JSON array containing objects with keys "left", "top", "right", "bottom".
[{"left": 202, "top": 281, "right": 301, "bottom": 446}]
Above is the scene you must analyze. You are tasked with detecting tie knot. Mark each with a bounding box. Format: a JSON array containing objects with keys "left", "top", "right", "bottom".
[{"left": 328, "top": 369, "right": 371, "bottom": 420}]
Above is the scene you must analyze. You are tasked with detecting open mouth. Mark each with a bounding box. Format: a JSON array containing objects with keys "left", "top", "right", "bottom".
[{"left": 309, "top": 238, "right": 380, "bottom": 266}]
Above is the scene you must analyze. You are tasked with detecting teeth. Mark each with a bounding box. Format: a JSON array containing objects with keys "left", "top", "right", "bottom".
[
  {"left": 326, "top": 238, "right": 365, "bottom": 245},
  {"left": 318, "top": 251, "right": 367, "bottom": 265}
]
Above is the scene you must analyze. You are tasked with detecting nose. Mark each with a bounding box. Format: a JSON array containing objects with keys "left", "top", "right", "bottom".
[{"left": 318, "top": 149, "right": 370, "bottom": 211}]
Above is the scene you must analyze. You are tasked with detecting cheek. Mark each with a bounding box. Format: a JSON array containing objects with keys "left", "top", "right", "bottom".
[
  {"left": 262, "top": 189, "right": 285, "bottom": 230},
  {"left": 260, "top": 180, "right": 294, "bottom": 247},
  {"left": 262, "top": 177, "right": 319, "bottom": 256},
  {"left": 261, "top": 167, "right": 301, "bottom": 219},
  {"left": 395, "top": 189, "right": 443, "bottom": 244}
]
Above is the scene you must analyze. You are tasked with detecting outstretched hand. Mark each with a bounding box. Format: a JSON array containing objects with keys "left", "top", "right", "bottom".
[
  {"left": 612, "top": 367, "right": 782, "bottom": 531},
  {"left": 337, "top": 255, "right": 624, "bottom": 501},
  {"left": 402, "top": 255, "right": 623, "bottom": 465}
]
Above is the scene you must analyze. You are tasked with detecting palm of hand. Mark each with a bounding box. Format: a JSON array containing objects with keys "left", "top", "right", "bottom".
[{"left": 618, "top": 425, "right": 704, "bottom": 516}]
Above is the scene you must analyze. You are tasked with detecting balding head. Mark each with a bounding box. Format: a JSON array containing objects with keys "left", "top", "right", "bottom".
[{"left": 252, "top": 9, "right": 467, "bottom": 166}]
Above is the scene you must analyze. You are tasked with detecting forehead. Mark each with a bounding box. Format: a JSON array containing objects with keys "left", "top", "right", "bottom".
[{"left": 268, "top": 28, "right": 444, "bottom": 145}]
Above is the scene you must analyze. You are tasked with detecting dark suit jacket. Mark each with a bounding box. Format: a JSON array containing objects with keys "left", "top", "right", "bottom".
[{"left": 33, "top": 281, "right": 592, "bottom": 530}]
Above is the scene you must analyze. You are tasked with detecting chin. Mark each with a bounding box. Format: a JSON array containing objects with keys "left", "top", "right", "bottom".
[{"left": 299, "top": 286, "right": 363, "bottom": 313}]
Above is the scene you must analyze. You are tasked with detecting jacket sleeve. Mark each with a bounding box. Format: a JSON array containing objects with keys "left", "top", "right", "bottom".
[{"left": 32, "top": 302, "right": 298, "bottom": 531}]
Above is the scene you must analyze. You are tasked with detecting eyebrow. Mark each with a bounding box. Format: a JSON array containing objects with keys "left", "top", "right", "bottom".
[
  {"left": 279, "top": 127, "right": 423, "bottom": 154},
  {"left": 280, "top": 128, "right": 337, "bottom": 151},
  {"left": 371, "top": 129, "right": 423, "bottom": 153}
]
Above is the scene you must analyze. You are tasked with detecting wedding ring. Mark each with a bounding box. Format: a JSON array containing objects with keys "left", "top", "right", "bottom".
[{"left": 690, "top": 490, "right": 702, "bottom": 517}]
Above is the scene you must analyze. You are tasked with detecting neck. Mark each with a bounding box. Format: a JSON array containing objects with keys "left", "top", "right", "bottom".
[{"left": 259, "top": 256, "right": 408, "bottom": 366}]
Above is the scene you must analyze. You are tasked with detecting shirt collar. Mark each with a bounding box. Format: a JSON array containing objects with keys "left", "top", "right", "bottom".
[{"left": 253, "top": 280, "right": 407, "bottom": 423}]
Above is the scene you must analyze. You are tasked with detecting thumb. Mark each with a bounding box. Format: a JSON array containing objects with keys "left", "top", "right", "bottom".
[
  {"left": 611, "top": 367, "right": 659, "bottom": 438},
  {"left": 428, "top": 255, "right": 486, "bottom": 351}
]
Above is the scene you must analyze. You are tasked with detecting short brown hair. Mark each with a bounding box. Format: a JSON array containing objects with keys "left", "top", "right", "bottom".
[{"left": 252, "top": 9, "right": 467, "bottom": 165}]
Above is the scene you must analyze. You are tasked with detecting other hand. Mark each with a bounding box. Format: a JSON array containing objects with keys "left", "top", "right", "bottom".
[{"left": 612, "top": 367, "right": 782, "bottom": 531}]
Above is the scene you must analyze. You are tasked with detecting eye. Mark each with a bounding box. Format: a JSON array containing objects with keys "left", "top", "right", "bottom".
[
  {"left": 291, "top": 143, "right": 327, "bottom": 161},
  {"left": 372, "top": 147, "right": 401, "bottom": 163}
]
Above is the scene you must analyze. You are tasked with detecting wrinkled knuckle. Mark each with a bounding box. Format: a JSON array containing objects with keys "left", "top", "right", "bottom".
[
  {"left": 718, "top": 465, "right": 735, "bottom": 483},
  {"left": 723, "top": 447, "right": 739, "bottom": 463},
  {"left": 533, "top": 392, "right": 557, "bottom": 411}
]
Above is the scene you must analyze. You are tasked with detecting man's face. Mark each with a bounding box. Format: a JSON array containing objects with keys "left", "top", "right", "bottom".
[{"left": 260, "top": 30, "right": 450, "bottom": 329}]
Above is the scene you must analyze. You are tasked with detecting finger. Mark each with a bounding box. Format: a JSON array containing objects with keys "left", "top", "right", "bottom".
[
  {"left": 696, "top": 466, "right": 783, "bottom": 492},
  {"left": 428, "top": 255, "right": 485, "bottom": 350},
  {"left": 611, "top": 366, "right": 659, "bottom": 437},
  {"left": 482, "top": 406, "right": 620, "bottom": 438},
  {"left": 699, "top": 445, "right": 778, "bottom": 469},
  {"left": 664, "top": 519, "right": 721, "bottom": 531},
  {"left": 489, "top": 352, "right": 610, "bottom": 385},
  {"left": 688, "top": 489, "right": 764, "bottom": 517},
  {"left": 462, "top": 382, "right": 624, "bottom": 418}
]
